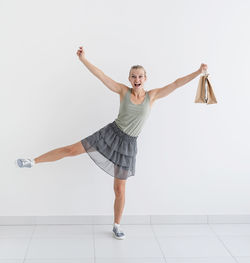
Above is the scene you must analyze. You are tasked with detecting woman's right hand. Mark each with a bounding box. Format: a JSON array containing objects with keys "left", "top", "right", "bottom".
[{"left": 76, "top": 46, "right": 85, "bottom": 60}]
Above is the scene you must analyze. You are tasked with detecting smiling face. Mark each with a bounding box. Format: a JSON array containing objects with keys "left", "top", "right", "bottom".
[{"left": 128, "top": 68, "right": 147, "bottom": 91}]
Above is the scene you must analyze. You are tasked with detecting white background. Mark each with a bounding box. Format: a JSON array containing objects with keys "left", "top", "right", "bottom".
[{"left": 1, "top": 0, "right": 249, "bottom": 216}]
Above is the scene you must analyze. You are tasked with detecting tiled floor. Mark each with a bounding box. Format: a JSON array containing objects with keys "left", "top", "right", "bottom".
[{"left": 0, "top": 224, "right": 250, "bottom": 262}]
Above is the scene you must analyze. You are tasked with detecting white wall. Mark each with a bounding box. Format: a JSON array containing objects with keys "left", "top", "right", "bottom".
[{"left": 1, "top": 0, "right": 249, "bottom": 216}]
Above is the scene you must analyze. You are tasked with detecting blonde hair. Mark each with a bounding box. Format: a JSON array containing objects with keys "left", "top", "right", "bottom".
[{"left": 129, "top": 65, "right": 147, "bottom": 78}]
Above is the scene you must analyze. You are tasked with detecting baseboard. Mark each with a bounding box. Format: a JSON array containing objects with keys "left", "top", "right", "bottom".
[{"left": 0, "top": 215, "right": 250, "bottom": 225}]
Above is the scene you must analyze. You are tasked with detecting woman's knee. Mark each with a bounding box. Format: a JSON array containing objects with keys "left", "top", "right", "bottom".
[
  {"left": 114, "top": 178, "right": 126, "bottom": 197},
  {"left": 114, "top": 188, "right": 125, "bottom": 197}
]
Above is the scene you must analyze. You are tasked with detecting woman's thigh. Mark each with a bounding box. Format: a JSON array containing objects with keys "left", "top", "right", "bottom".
[{"left": 66, "top": 141, "right": 86, "bottom": 155}]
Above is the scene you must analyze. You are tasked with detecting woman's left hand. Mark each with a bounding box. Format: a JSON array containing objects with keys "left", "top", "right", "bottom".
[{"left": 198, "top": 63, "right": 208, "bottom": 74}]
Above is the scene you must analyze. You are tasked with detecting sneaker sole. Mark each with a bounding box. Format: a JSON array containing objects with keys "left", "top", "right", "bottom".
[{"left": 113, "top": 232, "right": 125, "bottom": 240}]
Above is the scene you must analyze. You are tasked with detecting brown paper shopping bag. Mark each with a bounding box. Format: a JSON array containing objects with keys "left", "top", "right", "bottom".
[{"left": 194, "top": 73, "right": 217, "bottom": 104}]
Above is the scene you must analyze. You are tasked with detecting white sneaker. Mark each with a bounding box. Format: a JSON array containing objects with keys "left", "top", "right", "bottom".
[
  {"left": 15, "top": 158, "right": 35, "bottom": 168},
  {"left": 112, "top": 223, "right": 125, "bottom": 240}
]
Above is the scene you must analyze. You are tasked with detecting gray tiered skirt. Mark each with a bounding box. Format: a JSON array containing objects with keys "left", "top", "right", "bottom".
[{"left": 81, "top": 121, "right": 138, "bottom": 180}]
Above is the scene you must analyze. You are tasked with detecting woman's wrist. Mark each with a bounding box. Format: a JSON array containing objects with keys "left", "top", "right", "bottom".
[{"left": 80, "top": 57, "right": 87, "bottom": 63}]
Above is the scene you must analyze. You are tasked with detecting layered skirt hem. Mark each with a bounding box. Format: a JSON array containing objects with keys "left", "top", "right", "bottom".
[{"left": 81, "top": 121, "right": 138, "bottom": 180}]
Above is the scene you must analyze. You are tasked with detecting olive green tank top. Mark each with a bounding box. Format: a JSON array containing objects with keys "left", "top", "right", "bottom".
[{"left": 114, "top": 88, "right": 151, "bottom": 137}]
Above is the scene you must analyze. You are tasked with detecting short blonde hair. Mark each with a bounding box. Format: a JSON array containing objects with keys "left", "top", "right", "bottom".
[{"left": 129, "top": 65, "right": 147, "bottom": 78}]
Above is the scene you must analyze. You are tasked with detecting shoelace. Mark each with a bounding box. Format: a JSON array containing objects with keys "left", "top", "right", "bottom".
[{"left": 115, "top": 226, "right": 123, "bottom": 234}]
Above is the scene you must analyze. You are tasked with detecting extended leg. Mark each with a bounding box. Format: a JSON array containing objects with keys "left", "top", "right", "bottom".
[{"left": 34, "top": 141, "right": 85, "bottom": 164}]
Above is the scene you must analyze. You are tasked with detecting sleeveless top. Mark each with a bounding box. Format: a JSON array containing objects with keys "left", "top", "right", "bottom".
[{"left": 114, "top": 88, "right": 151, "bottom": 137}]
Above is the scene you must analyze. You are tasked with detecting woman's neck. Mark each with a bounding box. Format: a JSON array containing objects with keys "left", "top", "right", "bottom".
[{"left": 131, "top": 88, "right": 146, "bottom": 98}]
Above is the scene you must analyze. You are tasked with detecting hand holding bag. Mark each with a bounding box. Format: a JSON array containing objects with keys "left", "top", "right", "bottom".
[{"left": 194, "top": 70, "right": 217, "bottom": 104}]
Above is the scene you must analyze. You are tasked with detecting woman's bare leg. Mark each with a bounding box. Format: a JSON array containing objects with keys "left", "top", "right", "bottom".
[
  {"left": 113, "top": 177, "right": 127, "bottom": 224},
  {"left": 34, "top": 141, "right": 86, "bottom": 164}
]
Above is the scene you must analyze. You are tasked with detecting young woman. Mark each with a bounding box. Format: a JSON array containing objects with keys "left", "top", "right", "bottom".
[{"left": 16, "top": 46, "right": 208, "bottom": 240}]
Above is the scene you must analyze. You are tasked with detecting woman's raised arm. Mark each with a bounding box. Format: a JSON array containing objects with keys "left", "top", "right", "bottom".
[
  {"left": 76, "top": 46, "right": 125, "bottom": 94},
  {"left": 149, "top": 63, "right": 208, "bottom": 101}
]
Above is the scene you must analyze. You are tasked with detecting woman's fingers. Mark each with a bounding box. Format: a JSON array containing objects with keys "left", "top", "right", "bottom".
[{"left": 76, "top": 46, "right": 85, "bottom": 58}]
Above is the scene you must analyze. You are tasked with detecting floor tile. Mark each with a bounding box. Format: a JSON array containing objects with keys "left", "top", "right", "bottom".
[
  {"left": 236, "top": 257, "right": 250, "bottom": 263},
  {"left": 26, "top": 237, "right": 94, "bottom": 259},
  {"left": 209, "top": 224, "right": 250, "bottom": 236},
  {"left": 152, "top": 224, "right": 215, "bottom": 237},
  {"left": 33, "top": 225, "right": 93, "bottom": 237},
  {"left": 219, "top": 236, "right": 250, "bottom": 257},
  {"left": 165, "top": 258, "right": 236, "bottom": 263},
  {"left": 157, "top": 236, "right": 232, "bottom": 258},
  {"left": 0, "top": 238, "right": 30, "bottom": 259},
  {"left": 95, "top": 236, "right": 164, "bottom": 258},
  {"left": 95, "top": 258, "right": 166, "bottom": 263},
  {"left": 94, "top": 224, "right": 164, "bottom": 258},
  {"left": 1, "top": 224, "right": 250, "bottom": 261}
]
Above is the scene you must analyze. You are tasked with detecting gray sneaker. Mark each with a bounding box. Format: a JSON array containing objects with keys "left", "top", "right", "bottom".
[
  {"left": 15, "top": 158, "right": 35, "bottom": 168},
  {"left": 112, "top": 225, "right": 125, "bottom": 240}
]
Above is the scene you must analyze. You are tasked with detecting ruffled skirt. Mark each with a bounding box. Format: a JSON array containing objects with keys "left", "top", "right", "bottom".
[{"left": 81, "top": 121, "right": 138, "bottom": 180}]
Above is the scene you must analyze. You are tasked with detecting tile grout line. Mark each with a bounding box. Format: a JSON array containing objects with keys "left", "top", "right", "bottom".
[
  {"left": 22, "top": 224, "right": 36, "bottom": 263},
  {"left": 150, "top": 216, "right": 169, "bottom": 263},
  {"left": 92, "top": 217, "right": 96, "bottom": 263},
  {"left": 207, "top": 223, "right": 239, "bottom": 263}
]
